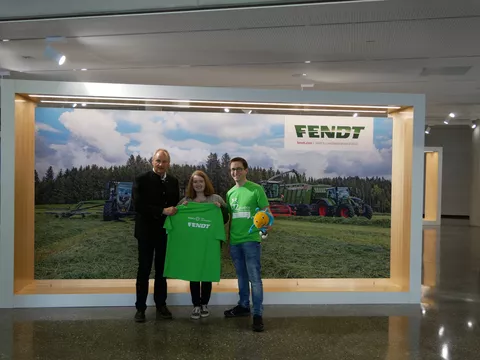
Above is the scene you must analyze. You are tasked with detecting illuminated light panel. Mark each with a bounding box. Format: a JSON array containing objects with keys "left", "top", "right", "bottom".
[
  {"left": 28, "top": 95, "right": 400, "bottom": 110},
  {"left": 39, "top": 100, "right": 387, "bottom": 113}
]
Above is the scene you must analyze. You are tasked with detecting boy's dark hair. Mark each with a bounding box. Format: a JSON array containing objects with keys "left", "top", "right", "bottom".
[{"left": 230, "top": 157, "right": 248, "bottom": 170}]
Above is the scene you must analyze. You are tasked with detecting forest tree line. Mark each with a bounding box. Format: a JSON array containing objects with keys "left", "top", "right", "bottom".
[{"left": 35, "top": 153, "right": 392, "bottom": 213}]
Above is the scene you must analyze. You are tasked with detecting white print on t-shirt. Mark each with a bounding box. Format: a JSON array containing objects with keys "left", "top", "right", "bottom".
[
  {"left": 230, "top": 197, "right": 239, "bottom": 210},
  {"left": 187, "top": 216, "right": 211, "bottom": 223},
  {"left": 232, "top": 211, "right": 251, "bottom": 219},
  {"left": 188, "top": 222, "right": 211, "bottom": 229}
]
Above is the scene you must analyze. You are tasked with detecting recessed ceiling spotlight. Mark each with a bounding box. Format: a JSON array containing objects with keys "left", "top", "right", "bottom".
[
  {"left": 449, "top": 112, "right": 455, "bottom": 118},
  {"left": 472, "top": 120, "right": 477, "bottom": 129},
  {"left": 224, "top": 108, "right": 230, "bottom": 113},
  {"left": 353, "top": 113, "right": 358, "bottom": 117},
  {"left": 44, "top": 45, "right": 66, "bottom": 65},
  {"left": 2, "top": 39, "right": 9, "bottom": 42},
  {"left": 425, "top": 126, "right": 431, "bottom": 134},
  {"left": 81, "top": 68, "right": 87, "bottom": 71},
  {"left": 72, "top": 103, "right": 77, "bottom": 108},
  {"left": 305, "top": 60, "right": 311, "bottom": 64},
  {"left": 82, "top": 103, "right": 86, "bottom": 107}
]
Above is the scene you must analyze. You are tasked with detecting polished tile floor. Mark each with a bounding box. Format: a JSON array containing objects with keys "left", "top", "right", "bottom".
[{"left": 1, "top": 219, "right": 479, "bottom": 359}]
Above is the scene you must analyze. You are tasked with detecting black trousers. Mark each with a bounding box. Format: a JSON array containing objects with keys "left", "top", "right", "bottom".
[
  {"left": 135, "top": 229, "right": 167, "bottom": 311},
  {"left": 189, "top": 241, "right": 223, "bottom": 306},
  {"left": 190, "top": 281, "right": 212, "bottom": 307}
]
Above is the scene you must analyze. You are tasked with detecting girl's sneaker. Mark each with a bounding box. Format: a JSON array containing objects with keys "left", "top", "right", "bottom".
[
  {"left": 200, "top": 305, "right": 210, "bottom": 318},
  {"left": 190, "top": 306, "right": 201, "bottom": 320}
]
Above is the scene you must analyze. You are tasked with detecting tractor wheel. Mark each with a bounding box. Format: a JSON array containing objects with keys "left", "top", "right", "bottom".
[
  {"left": 318, "top": 204, "right": 328, "bottom": 217},
  {"left": 103, "top": 201, "right": 114, "bottom": 221},
  {"left": 317, "top": 202, "right": 333, "bottom": 217},
  {"left": 336, "top": 204, "right": 355, "bottom": 218},
  {"left": 363, "top": 204, "right": 373, "bottom": 219}
]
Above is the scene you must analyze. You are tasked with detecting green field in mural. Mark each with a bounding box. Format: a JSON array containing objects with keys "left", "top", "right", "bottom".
[{"left": 35, "top": 206, "right": 391, "bottom": 280}]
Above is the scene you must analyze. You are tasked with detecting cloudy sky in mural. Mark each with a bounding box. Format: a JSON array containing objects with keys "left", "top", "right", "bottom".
[{"left": 35, "top": 108, "right": 393, "bottom": 179}]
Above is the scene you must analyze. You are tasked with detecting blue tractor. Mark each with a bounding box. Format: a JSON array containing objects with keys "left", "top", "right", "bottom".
[{"left": 103, "top": 181, "right": 136, "bottom": 221}]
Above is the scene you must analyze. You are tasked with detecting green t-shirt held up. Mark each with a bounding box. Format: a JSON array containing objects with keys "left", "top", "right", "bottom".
[
  {"left": 163, "top": 202, "right": 226, "bottom": 282},
  {"left": 226, "top": 180, "right": 270, "bottom": 245}
]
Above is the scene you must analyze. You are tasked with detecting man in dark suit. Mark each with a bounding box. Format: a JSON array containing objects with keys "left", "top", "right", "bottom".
[{"left": 133, "top": 148, "right": 180, "bottom": 322}]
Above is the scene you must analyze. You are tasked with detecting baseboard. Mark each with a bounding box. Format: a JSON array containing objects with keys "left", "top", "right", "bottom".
[
  {"left": 422, "top": 214, "right": 470, "bottom": 220},
  {"left": 441, "top": 215, "right": 469, "bottom": 220},
  {"left": 423, "top": 213, "right": 470, "bottom": 220}
]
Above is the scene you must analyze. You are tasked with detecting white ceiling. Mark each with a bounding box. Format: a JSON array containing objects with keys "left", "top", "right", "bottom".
[{"left": 1, "top": 0, "right": 480, "bottom": 126}]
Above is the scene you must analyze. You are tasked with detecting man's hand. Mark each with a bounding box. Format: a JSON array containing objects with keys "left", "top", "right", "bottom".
[
  {"left": 182, "top": 201, "right": 188, "bottom": 206},
  {"left": 214, "top": 201, "right": 221, "bottom": 208},
  {"left": 163, "top": 206, "right": 178, "bottom": 216}
]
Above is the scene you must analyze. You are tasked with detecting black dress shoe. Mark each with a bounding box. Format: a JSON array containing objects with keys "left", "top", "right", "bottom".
[
  {"left": 134, "top": 310, "right": 146, "bottom": 323},
  {"left": 156, "top": 305, "right": 173, "bottom": 319},
  {"left": 224, "top": 305, "right": 251, "bottom": 318},
  {"left": 252, "top": 315, "right": 264, "bottom": 332}
]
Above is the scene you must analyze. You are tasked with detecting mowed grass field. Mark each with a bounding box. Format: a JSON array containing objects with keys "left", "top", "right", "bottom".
[{"left": 34, "top": 205, "right": 391, "bottom": 279}]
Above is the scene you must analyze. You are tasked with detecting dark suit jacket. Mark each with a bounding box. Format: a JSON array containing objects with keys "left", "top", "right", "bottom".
[{"left": 133, "top": 170, "right": 180, "bottom": 240}]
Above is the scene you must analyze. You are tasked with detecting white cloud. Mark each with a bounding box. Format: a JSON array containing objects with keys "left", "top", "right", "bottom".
[
  {"left": 35, "top": 108, "right": 392, "bottom": 180},
  {"left": 264, "top": 138, "right": 284, "bottom": 148},
  {"left": 380, "top": 139, "right": 392, "bottom": 147},
  {"left": 58, "top": 109, "right": 130, "bottom": 163},
  {"left": 323, "top": 147, "right": 392, "bottom": 178},
  {"left": 36, "top": 141, "right": 119, "bottom": 177},
  {"left": 36, "top": 123, "right": 61, "bottom": 133},
  {"left": 157, "top": 111, "right": 285, "bottom": 141}
]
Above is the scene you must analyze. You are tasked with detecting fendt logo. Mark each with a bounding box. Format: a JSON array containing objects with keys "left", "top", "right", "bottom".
[
  {"left": 294, "top": 125, "right": 366, "bottom": 139},
  {"left": 188, "top": 222, "right": 211, "bottom": 229}
]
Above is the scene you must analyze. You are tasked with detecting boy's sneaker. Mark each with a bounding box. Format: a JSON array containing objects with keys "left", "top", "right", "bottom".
[
  {"left": 224, "top": 305, "right": 251, "bottom": 318},
  {"left": 134, "top": 310, "right": 146, "bottom": 323},
  {"left": 252, "top": 315, "right": 264, "bottom": 332},
  {"left": 191, "top": 306, "right": 201, "bottom": 320},
  {"left": 200, "top": 305, "right": 210, "bottom": 318},
  {"left": 156, "top": 305, "right": 173, "bottom": 319}
]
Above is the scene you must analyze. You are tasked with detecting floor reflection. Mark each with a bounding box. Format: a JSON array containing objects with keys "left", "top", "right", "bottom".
[{"left": 1, "top": 220, "right": 479, "bottom": 359}]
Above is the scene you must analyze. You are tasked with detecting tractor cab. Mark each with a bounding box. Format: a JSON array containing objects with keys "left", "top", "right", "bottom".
[
  {"left": 103, "top": 181, "right": 135, "bottom": 221},
  {"left": 116, "top": 182, "right": 133, "bottom": 213},
  {"left": 326, "top": 187, "right": 351, "bottom": 201},
  {"left": 261, "top": 181, "right": 281, "bottom": 201}
]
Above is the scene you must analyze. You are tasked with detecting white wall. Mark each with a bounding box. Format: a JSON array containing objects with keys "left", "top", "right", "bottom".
[{"left": 425, "top": 126, "right": 472, "bottom": 217}]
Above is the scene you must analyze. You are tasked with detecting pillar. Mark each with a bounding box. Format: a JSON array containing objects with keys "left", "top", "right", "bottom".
[{"left": 471, "top": 126, "right": 480, "bottom": 227}]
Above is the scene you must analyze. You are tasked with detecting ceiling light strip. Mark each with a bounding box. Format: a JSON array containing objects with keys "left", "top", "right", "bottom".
[
  {"left": 39, "top": 100, "right": 386, "bottom": 113},
  {"left": 30, "top": 95, "right": 399, "bottom": 110}
]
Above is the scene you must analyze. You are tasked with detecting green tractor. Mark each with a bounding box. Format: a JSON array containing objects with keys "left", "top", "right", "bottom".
[
  {"left": 311, "top": 186, "right": 373, "bottom": 219},
  {"left": 259, "top": 169, "right": 373, "bottom": 219},
  {"left": 280, "top": 183, "right": 373, "bottom": 219}
]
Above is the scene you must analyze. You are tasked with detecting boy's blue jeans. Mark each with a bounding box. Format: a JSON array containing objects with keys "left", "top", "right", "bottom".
[{"left": 229, "top": 241, "right": 263, "bottom": 316}]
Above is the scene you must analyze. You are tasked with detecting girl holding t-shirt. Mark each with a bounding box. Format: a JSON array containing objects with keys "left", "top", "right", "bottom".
[{"left": 178, "top": 170, "right": 229, "bottom": 319}]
